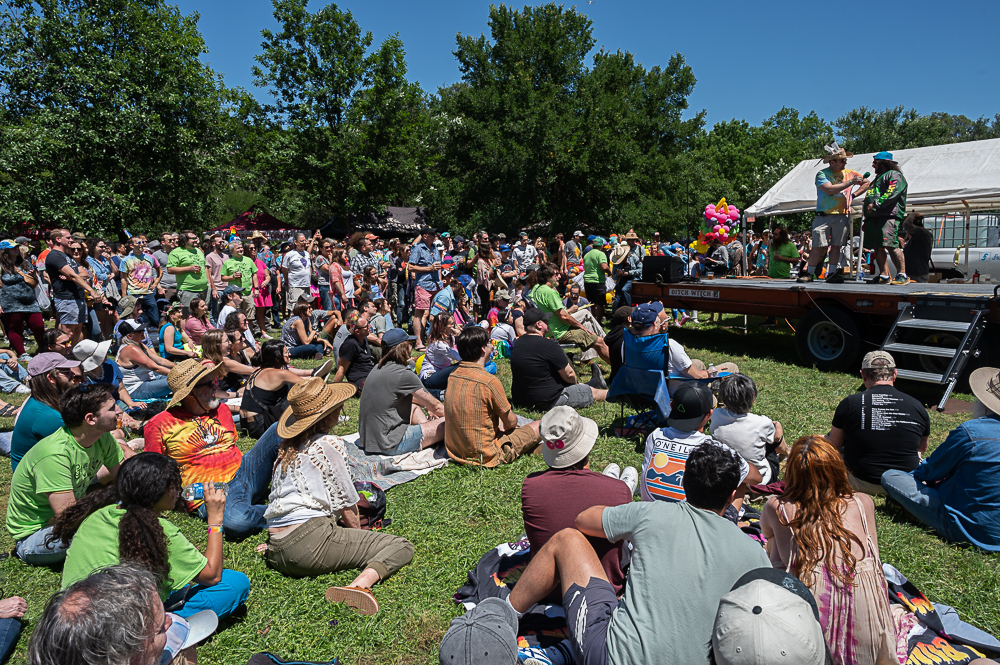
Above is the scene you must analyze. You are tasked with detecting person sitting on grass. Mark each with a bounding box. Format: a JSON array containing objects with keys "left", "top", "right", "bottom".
[
  {"left": 604, "top": 305, "right": 633, "bottom": 382},
  {"left": 881, "top": 366, "right": 1000, "bottom": 552},
  {"left": 183, "top": 296, "right": 215, "bottom": 346},
  {"left": 264, "top": 378, "right": 415, "bottom": 616},
  {"left": 6, "top": 383, "right": 124, "bottom": 565},
  {"left": 0, "top": 346, "right": 28, "bottom": 396},
  {"left": 359, "top": 329, "right": 446, "bottom": 456},
  {"left": 158, "top": 303, "right": 199, "bottom": 363},
  {"left": 762, "top": 435, "right": 916, "bottom": 665},
  {"left": 710, "top": 373, "right": 787, "bottom": 485},
  {"left": 282, "top": 300, "right": 334, "bottom": 360},
  {"left": 331, "top": 312, "right": 376, "bottom": 391},
  {"left": 240, "top": 340, "right": 325, "bottom": 440},
  {"left": 522, "top": 406, "right": 635, "bottom": 599},
  {"left": 116, "top": 320, "right": 174, "bottom": 401},
  {"left": 418, "top": 311, "right": 461, "bottom": 389},
  {"left": 510, "top": 308, "right": 607, "bottom": 412},
  {"left": 444, "top": 326, "right": 541, "bottom": 467},
  {"left": 828, "top": 351, "right": 930, "bottom": 496},
  {"left": 144, "top": 359, "right": 281, "bottom": 539},
  {"left": 51, "top": 452, "right": 250, "bottom": 620},
  {"left": 74, "top": 338, "right": 146, "bottom": 413},
  {"left": 8, "top": 353, "right": 82, "bottom": 470},
  {"left": 641, "top": 382, "right": 760, "bottom": 505},
  {"left": 505, "top": 442, "right": 771, "bottom": 665},
  {"left": 216, "top": 284, "right": 244, "bottom": 329}
]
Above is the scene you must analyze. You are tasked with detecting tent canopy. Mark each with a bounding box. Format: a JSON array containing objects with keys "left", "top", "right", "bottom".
[
  {"left": 322, "top": 206, "right": 427, "bottom": 237},
  {"left": 748, "top": 138, "right": 1000, "bottom": 217},
  {"left": 212, "top": 206, "right": 298, "bottom": 233}
]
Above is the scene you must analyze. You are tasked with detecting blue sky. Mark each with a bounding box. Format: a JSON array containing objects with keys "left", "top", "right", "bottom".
[{"left": 177, "top": 0, "right": 999, "bottom": 129}]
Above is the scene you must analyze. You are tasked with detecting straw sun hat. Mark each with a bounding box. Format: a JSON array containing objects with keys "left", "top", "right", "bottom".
[
  {"left": 166, "top": 359, "right": 229, "bottom": 409},
  {"left": 277, "top": 377, "right": 357, "bottom": 439},
  {"left": 970, "top": 367, "right": 1000, "bottom": 416}
]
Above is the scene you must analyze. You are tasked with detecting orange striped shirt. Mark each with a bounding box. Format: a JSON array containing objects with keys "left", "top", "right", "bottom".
[{"left": 444, "top": 362, "right": 512, "bottom": 467}]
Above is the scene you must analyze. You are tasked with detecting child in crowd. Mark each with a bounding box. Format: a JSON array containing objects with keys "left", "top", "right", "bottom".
[{"left": 710, "top": 373, "right": 787, "bottom": 485}]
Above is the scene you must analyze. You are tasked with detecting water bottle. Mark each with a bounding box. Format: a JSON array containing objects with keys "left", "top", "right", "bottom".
[{"left": 181, "top": 482, "right": 228, "bottom": 501}]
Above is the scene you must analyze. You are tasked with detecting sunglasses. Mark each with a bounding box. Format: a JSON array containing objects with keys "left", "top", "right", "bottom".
[{"left": 194, "top": 379, "right": 218, "bottom": 389}]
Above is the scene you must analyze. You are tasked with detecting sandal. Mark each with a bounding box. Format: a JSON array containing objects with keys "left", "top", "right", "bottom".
[
  {"left": 0, "top": 404, "right": 17, "bottom": 418},
  {"left": 325, "top": 586, "right": 379, "bottom": 615}
]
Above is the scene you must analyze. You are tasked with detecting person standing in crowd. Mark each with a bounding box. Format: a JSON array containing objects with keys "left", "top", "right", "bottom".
[
  {"left": 864, "top": 150, "right": 910, "bottom": 285},
  {"left": 153, "top": 232, "right": 179, "bottom": 304},
  {"left": 610, "top": 230, "right": 644, "bottom": 311},
  {"left": 45, "top": 229, "right": 99, "bottom": 345},
  {"left": 350, "top": 233, "right": 381, "bottom": 284},
  {"left": 902, "top": 212, "right": 933, "bottom": 283},
  {"left": 221, "top": 241, "right": 259, "bottom": 334},
  {"left": 248, "top": 243, "right": 273, "bottom": 338},
  {"left": 563, "top": 230, "right": 584, "bottom": 274},
  {"left": 408, "top": 227, "right": 442, "bottom": 351},
  {"left": 512, "top": 232, "right": 538, "bottom": 274},
  {"left": 800, "top": 143, "right": 869, "bottom": 283},
  {"left": 203, "top": 236, "right": 225, "bottom": 324},
  {"left": 0, "top": 239, "right": 45, "bottom": 357},
  {"left": 828, "top": 351, "right": 929, "bottom": 495},
  {"left": 583, "top": 235, "right": 610, "bottom": 323},
  {"left": 120, "top": 235, "right": 163, "bottom": 329},
  {"left": 168, "top": 230, "right": 209, "bottom": 314},
  {"left": 282, "top": 232, "right": 314, "bottom": 315},
  {"left": 315, "top": 237, "right": 334, "bottom": 310}
]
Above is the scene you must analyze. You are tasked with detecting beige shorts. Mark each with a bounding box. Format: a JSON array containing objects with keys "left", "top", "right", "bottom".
[
  {"left": 558, "top": 328, "right": 600, "bottom": 350},
  {"left": 812, "top": 214, "right": 850, "bottom": 248}
]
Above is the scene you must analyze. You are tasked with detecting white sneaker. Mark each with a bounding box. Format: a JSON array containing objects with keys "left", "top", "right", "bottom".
[
  {"left": 620, "top": 466, "right": 639, "bottom": 495},
  {"left": 338, "top": 414, "right": 350, "bottom": 423},
  {"left": 602, "top": 463, "right": 621, "bottom": 479}
]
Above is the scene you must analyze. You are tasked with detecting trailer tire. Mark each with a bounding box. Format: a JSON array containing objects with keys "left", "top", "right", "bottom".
[{"left": 795, "top": 306, "right": 861, "bottom": 372}]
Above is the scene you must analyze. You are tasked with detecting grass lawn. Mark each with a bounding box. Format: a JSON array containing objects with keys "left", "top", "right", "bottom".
[{"left": 0, "top": 314, "right": 997, "bottom": 664}]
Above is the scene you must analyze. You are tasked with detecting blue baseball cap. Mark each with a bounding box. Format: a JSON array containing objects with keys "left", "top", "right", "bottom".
[
  {"left": 587, "top": 235, "right": 597, "bottom": 241},
  {"left": 500, "top": 244, "right": 511, "bottom": 251},
  {"left": 383, "top": 328, "right": 416, "bottom": 349},
  {"left": 631, "top": 302, "right": 664, "bottom": 327},
  {"left": 873, "top": 151, "right": 893, "bottom": 161},
  {"left": 0, "top": 239, "right": 16, "bottom": 250}
]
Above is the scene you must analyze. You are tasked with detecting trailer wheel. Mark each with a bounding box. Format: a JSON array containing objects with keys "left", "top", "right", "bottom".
[{"left": 795, "top": 307, "right": 861, "bottom": 372}]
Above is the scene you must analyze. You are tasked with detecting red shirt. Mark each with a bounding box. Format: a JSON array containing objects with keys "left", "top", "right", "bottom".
[{"left": 521, "top": 468, "right": 633, "bottom": 596}]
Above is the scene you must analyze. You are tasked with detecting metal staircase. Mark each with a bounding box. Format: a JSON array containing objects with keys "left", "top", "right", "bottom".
[{"left": 881, "top": 294, "right": 990, "bottom": 410}]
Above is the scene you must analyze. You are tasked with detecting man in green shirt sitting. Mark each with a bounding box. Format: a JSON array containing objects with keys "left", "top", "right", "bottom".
[
  {"left": 167, "top": 229, "right": 211, "bottom": 314},
  {"left": 6, "top": 383, "right": 124, "bottom": 565},
  {"left": 221, "top": 240, "right": 259, "bottom": 332},
  {"left": 530, "top": 264, "right": 610, "bottom": 363}
]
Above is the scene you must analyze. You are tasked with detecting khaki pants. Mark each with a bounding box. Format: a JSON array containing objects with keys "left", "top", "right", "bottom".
[
  {"left": 286, "top": 286, "right": 310, "bottom": 314},
  {"left": 848, "top": 472, "right": 887, "bottom": 496},
  {"left": 266, "top": 515, "right": 414, "bottom": 581},
  {"left": 239, "top": 294, "right": 256, "bottom": 324},
  {"left": 570, "top": 309, "right": 606, "bottom": 361}
]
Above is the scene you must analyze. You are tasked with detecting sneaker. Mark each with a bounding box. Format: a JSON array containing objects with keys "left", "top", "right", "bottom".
[
  {"left": 891, "top": 273, "right": 910, "bottom": 285},
  {"left": 796, "top": 273, "right": 815, "bottom": 283},
  {"left": 620, "top": 466, "right": 639, "bottom": 495},
  {"left": 325, "top": 586, "right": 379, "bottom": 615},
  {"left": 519, "top": 647, "right": 554, "bottom": 665},
  {"left": 867, "top": 274, "right": 891, "bottom": 285},
  {"left": 311, "top": 359, "right": 334, "bottom": 380},
  {"left": 677, "top": 314, "right": 690, "bottom": 326},
  {"left": 824, "top": 268, "right": 845, "bottom": 284},
  {"left": 338, "top": 414, "right": 350, "bottom": 424},
  {"left": 602, "top": 463, "right": 621, "bottom": 479},
  {"left": 588, "top": 362, "right": 607, "bottom": 390}
]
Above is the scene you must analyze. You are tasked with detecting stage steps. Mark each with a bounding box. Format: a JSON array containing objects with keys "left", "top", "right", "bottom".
[{"left": 881, "top": 294, "right": 990, "bottom": 410}]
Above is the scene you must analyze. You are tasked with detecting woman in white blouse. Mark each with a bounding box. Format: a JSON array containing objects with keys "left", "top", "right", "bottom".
[{"left": 263, "top": 378, "right": 414, "bottom": 615}]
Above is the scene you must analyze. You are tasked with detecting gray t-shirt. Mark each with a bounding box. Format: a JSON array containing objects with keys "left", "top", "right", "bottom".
[
  {"left": 603, "top": 501, "right": 770, "bottom": 665},
  {"left": 358, "top": 362, "right": 424, "bottom": 453},
  {"left": 153, "top": 250, "right": 176, "bottom": 288},
  {"left": 282, "top": 249, "right": 312, "bottom": 288}
]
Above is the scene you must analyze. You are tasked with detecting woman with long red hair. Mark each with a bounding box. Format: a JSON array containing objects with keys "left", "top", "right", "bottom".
[{"left": 761, "top": 435, "right": 916, "bottom": 665}]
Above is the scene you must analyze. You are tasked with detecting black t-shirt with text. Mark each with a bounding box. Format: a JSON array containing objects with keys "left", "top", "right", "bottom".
[
  {"left": 510, "top": 333, "right": 571, "bottom": 410},
  {"left": 832, "top": 384, "right": 930, "bottom": 484},
  {"left": 339, "top": 335, "right": 375, "bottom": 389},
  {"left": 45, "top": 249, "right": 84, "bottom": 300}
]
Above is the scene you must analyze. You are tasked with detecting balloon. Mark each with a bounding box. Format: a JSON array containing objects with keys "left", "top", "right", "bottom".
[
  {"left": 706, "top": 204, "right": 716, "bottom": 212},
  {"left": 723, "top": 225, "right": 730, "bottom": 232},
  {"left": 712, "top": 224, "right": 720, "bottom": 231},
  {"left": 728, "top": 205, "right": 738, "bottom": 215},
  {"left": 716, "top": 213, "right": 728, "bottom": 224},
  {"left": 705, "top": 211, "right": 715, "bottom": 221}
]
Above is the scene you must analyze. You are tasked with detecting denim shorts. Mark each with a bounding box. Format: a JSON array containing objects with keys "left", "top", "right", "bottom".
[
  {"left": 54, "top": 298, "right": 87, "bottom": 325},
  {"left": 381, "top": 424, "right": 424, "bottom": 455}
]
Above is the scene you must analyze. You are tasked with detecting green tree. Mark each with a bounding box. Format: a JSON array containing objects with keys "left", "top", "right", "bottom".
[
  {"left": 249, "top": 0, "right": 432, "bottom": 226},
  {"left": 0, "top": 0, "right": 239, "bottom": 236},
  {"left": 835, "top": 106, "right": 1000, "bottom": 154}
]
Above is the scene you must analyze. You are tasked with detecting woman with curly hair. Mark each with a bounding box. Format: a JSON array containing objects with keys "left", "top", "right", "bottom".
[
  {"left": 761, "top": 436, "right": 916, "bottom": 665},
  {"left": 52, "top": 452, "right": 250, "bottom": 619}
]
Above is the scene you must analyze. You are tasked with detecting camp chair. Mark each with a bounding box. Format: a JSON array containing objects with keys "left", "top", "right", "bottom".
[{"left": 607, "top": 330, "right": 672, "bottom": 432}]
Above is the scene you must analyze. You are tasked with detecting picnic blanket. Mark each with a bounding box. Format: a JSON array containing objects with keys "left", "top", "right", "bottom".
[{"left": 340, "top": 433, "right": 448, "bottom": 492}]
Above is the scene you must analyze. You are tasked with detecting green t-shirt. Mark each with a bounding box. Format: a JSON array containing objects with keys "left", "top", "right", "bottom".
[
  {"left": 584, "top": 249, "right": 608, "bottom": 283},
  {"left": 768, "top": 242, "right": 800, "bottom": 279},
  {"left": 530, "top": 284, "right": 570, "bottom": 339},
  {"left": 62, "top": 505, "right": 207, "bottom": 599},
  {"left": 602, "top": 501, "right": 771, "bottom": 665},
  {"left": 6, "top": 428, "right": 125, "bottom": 541},
  {"left": 167, "top": 246, "right": 208, "bottom": 293},
  {"left": 221, "top": 256, "right": 257, "bottom": 292}
]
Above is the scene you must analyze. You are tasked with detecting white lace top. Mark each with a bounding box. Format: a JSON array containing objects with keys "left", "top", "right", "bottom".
[{"left": 264, "top": 434, "right": 359, "bottom": 529}]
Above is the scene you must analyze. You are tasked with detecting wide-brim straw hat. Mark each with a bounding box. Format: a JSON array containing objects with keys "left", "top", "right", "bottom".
[
  {"left": 609, "top": 244, "right": 630, "bottom": 265},
  {"left": 970, "top": 367, "right": 1000, "bottom": 415},
  {"left": 167, "top": 359, "right": 229, "bottom": 409},
  {"left": 277, "top": 377, "right": 357, "bottom": 439},
  {"left": 623, "top": 230, "right": 640, "bottom": 241},
  {"left": 821, "top": 143, "right": 854, "bottom": 163}
]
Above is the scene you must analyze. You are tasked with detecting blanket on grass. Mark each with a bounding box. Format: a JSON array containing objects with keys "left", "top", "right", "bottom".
[{"left": 340, "top": 433, "right": 448, "bottom": 491}]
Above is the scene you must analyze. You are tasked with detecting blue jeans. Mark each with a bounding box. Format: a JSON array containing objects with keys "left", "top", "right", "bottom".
[
  {"left": 0, "top": 618, "right": 21, "bottom": 663},
  {"left": 197, "top": 422, "right": 282, "bottom": 538},
  {"left": 165, "top": 569, "right": 250, "bottom": 620},
  {"left": 0, "top": 432, "right": 11, "bottom": 457},
  {"left": 288, "top": 343, "right": 323, "bottom": 359},
  {"left": 318, "top": 285, "right": 333, "bottom": 311},
  {"left": 137, "top": 293, "right": 159, "bottom": 329},
  {"left": 0, "top": 353, "right": 28, "bottom": 394},
  {"left": 15, "top": 525, "right": 68, "bottom": 565},
  {"left": 882, "top": 469, "right": 958, "bottom": 542},
  {"left": 611, "top": 278, "right": 633, "bottom": 312},
  {"left": 422, "top": 364, "right": 458, "bottom": 391},
  {"left": 129, "top": 376, "right": 171, "bottom": 401}
]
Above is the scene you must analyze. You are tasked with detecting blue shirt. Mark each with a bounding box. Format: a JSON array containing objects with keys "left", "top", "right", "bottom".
[
  {"left": 409, "top": 242, "right": 442, "bottom": 291},
  {"left": 912, "top": 415, "right": 1000, "bottom": 551},
  {"left": 10, "top": 397, "right": 64, "bottom": 471},
  {"left": 429, "top": 288, "right": 457, "bottom": 317},
  {"left": 86, "top": 360, "right": 124, "bottom": 391}
]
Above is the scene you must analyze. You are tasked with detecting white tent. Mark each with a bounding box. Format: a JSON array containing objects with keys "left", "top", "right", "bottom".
[{"left": 748, "top": 137, "right": 1000, "bottom": 216}]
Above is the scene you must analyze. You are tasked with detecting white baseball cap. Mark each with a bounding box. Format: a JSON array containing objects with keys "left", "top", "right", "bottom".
[
  {"left": 162, "top": 610, "right": 218, "bottom": 663},
  {"left": 539, "top": 406, "right": 599, "bottom": 469}
]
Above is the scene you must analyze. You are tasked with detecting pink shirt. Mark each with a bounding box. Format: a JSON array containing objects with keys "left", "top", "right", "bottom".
[
  {"left": 184, "top": 316, "right": 215, "bottom": 346},
  {"left": 205, "top": 251, "right": 225, "bottom": 290}
]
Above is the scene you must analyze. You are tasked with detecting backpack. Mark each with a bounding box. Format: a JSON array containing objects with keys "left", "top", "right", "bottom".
[{"left": 337, "top": 482, "right": 389, "bottom": 530}]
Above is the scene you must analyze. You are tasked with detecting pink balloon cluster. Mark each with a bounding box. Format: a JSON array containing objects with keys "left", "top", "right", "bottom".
[{"left": 703, "top": 203, "right": 740, "bottom": 242}]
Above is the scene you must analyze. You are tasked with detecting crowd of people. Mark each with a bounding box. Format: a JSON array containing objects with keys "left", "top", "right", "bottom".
[{"left": 0, "top": 218, "right": 996, "bottom": 665}]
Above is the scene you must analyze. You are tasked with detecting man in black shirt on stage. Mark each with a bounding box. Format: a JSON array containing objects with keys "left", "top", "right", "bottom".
[
  {"left": 510, "top": 309, "right": 607, "bottom": 411},
  {"left": 829, "top": 351, "right": 930, "bottom": 495},
  {"left": 902, "top": 212, "right": 934, "bottom": 283}
]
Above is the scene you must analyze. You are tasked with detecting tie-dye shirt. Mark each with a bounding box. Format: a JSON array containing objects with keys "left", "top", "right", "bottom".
[
  {"left": 815, "top": 167, "right": 862, "bottom": 215},
  {"left": 144, "top": 405, "right": 241, "bottom": 510},
  {"left": 120, "top": 252, "right": 160, "bottom": 295}
]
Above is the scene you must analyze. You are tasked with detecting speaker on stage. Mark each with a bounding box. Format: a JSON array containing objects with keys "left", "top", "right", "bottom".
[{"left": 642, "top": 255, "right": 685, "bottom": 283}]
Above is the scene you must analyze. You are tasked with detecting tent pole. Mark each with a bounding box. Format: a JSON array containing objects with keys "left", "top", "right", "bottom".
[
  {"left": 963, "top": 200, "right": 971, "bottom": 277},
  {"left": 741, "top": 213, "right": 747, "bottom": 275}
]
